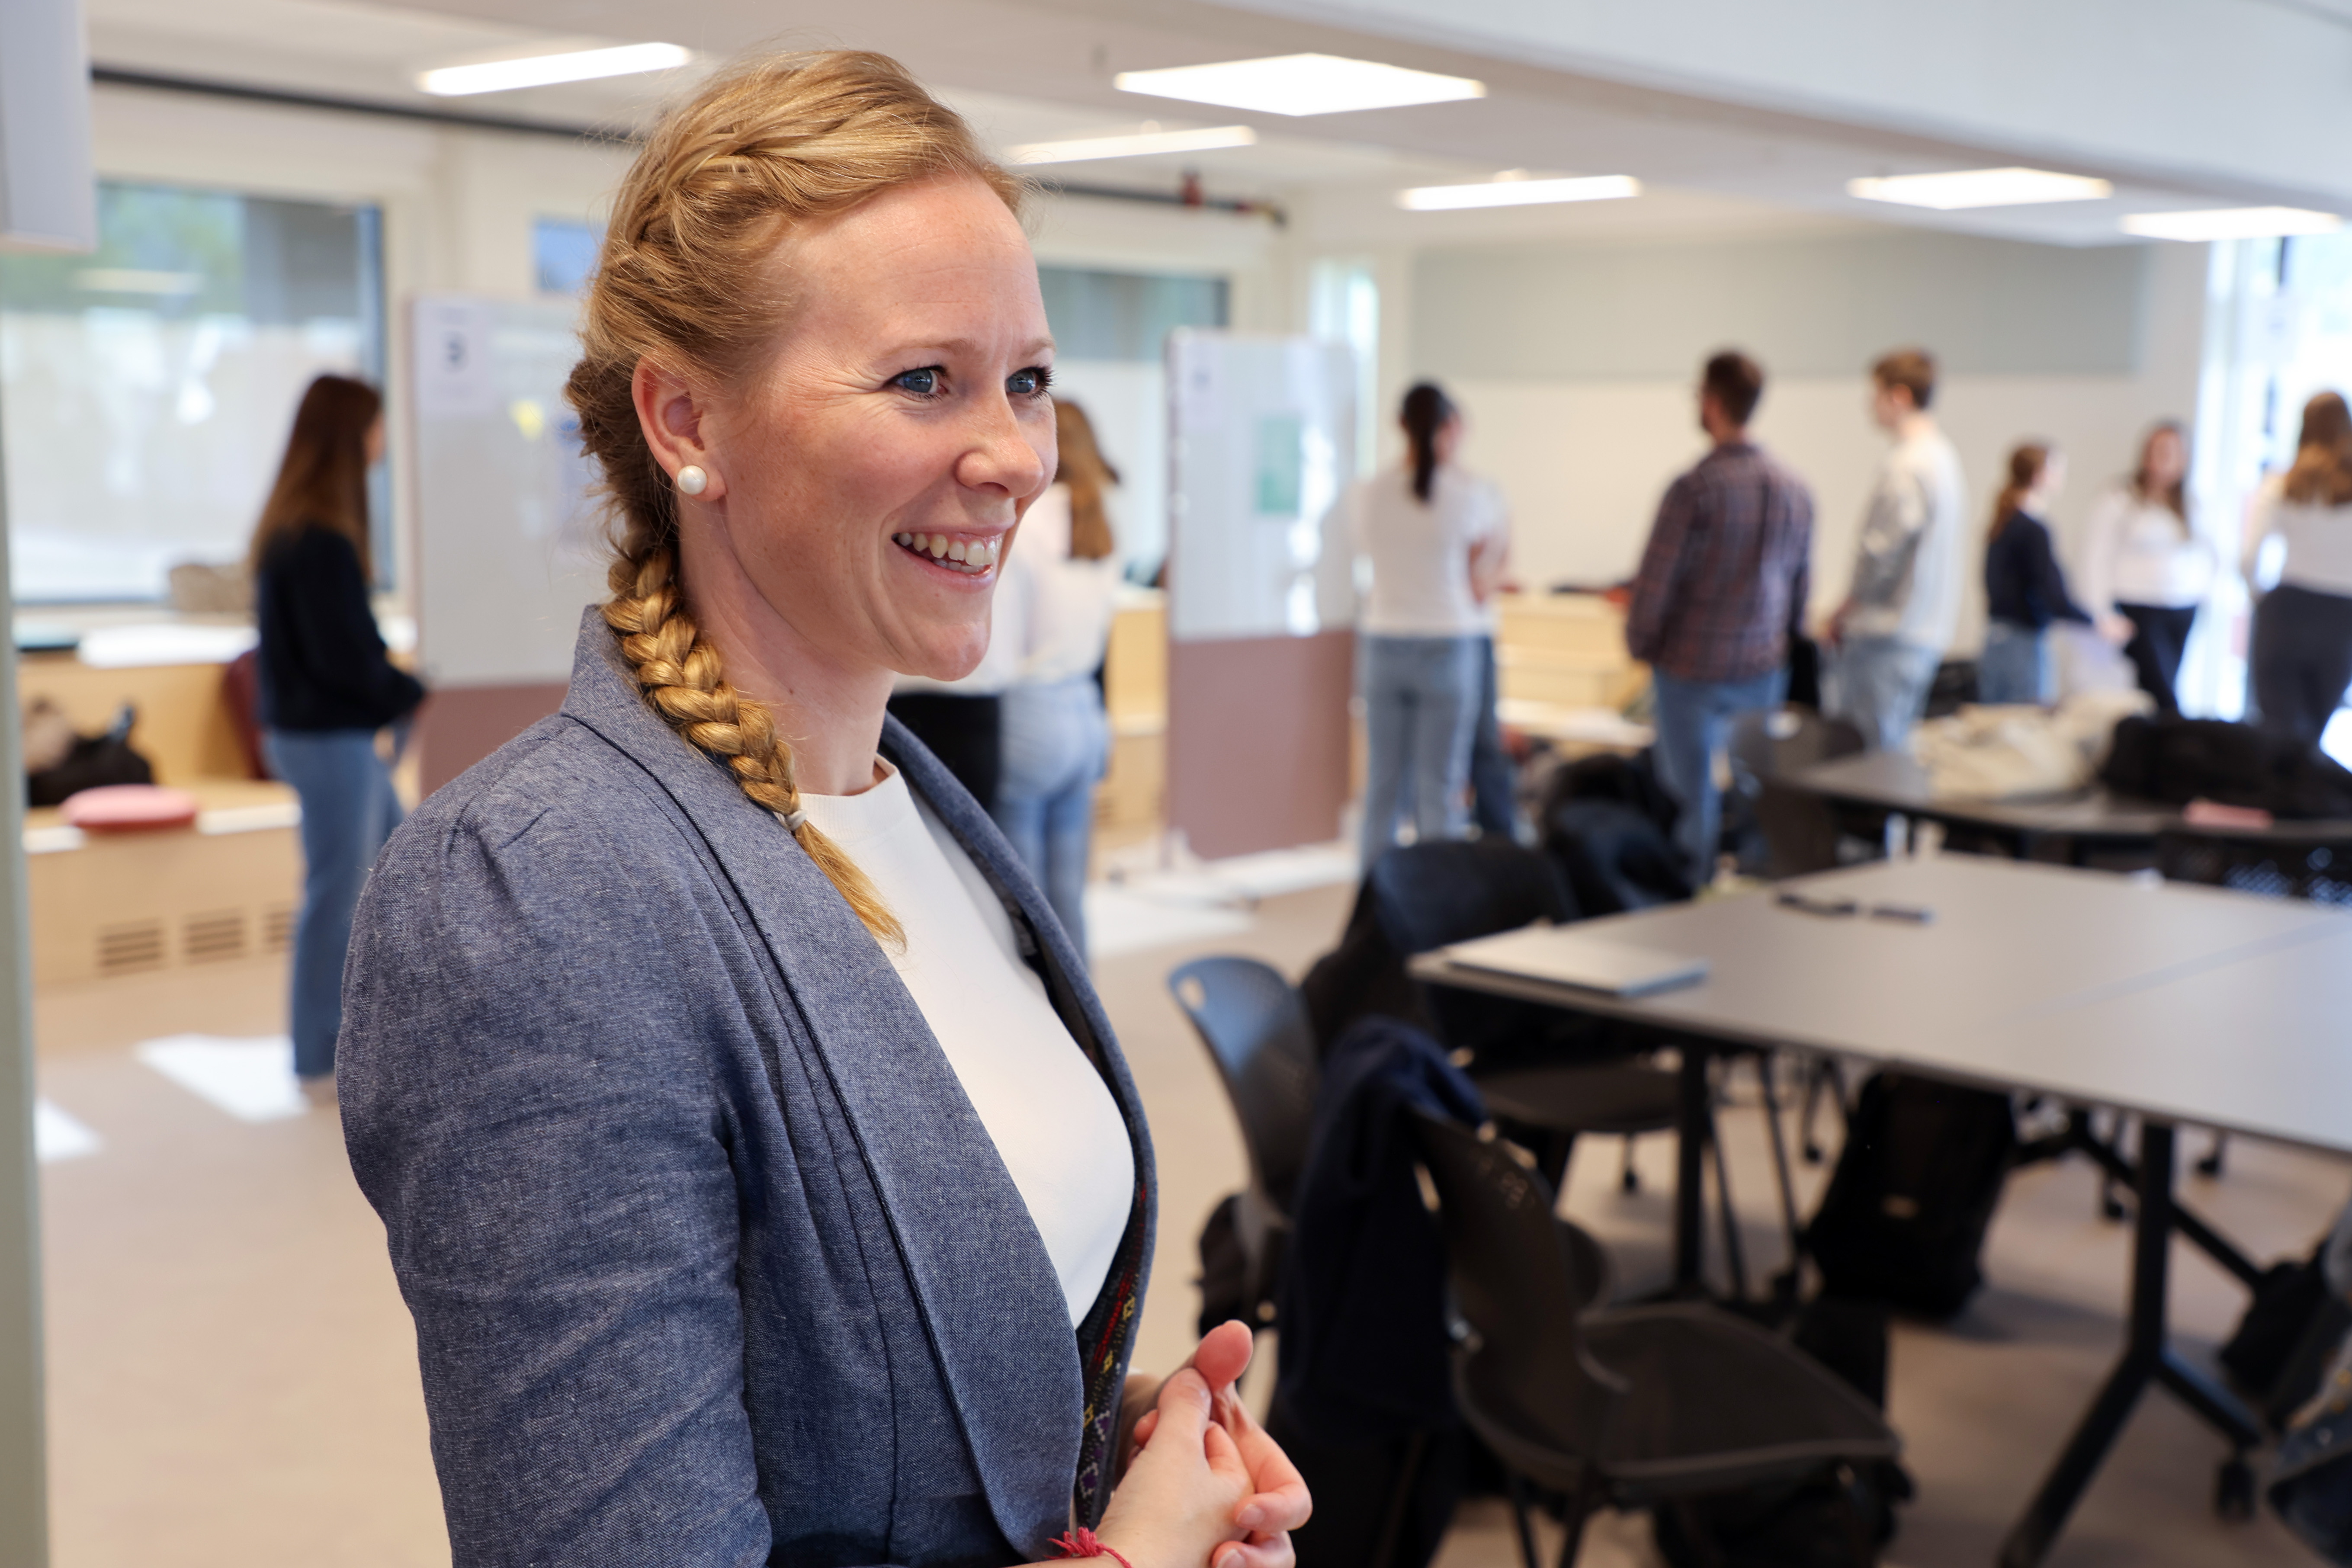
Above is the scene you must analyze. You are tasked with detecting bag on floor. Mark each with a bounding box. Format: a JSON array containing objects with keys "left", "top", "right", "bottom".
[
  {"left": 1804, "top": 1072, "right": 2016, "bottom": 1318},
  {"left": 2272, "top": 1337, "right": 2352, "bottom": 1564},
  {"left": 2222, "top": 1239, "right": 2352, "bottom": 1427}
]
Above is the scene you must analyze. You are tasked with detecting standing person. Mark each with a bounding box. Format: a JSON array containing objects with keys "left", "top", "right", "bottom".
[
  {"left": 1344, "top": 382, "right": 1508, "bottom": 868},
  {"left": 1625, "top": 350, "right": 1815, "bottom": 882},
  {"left": 1825, "top": 349, "right": 1967, "bottom": 751},
  {"left": 1980, "top": 442, "right": 2102, "bottom": 704},
  {"left": 2076, "top": 421, "right": 2213, "bottom": 714},
  {"left": 994, "top": 401, "right": 1123, "bottom": 956},
  {"left": 2246, "top": 391, "right": 2352, "bottom": 743},
  {"left": 249, "top": 374, "right": 424, "bottom": 1092},
  {"left": 337, "top": 51, "right": 1305, "bottom": 1567}
]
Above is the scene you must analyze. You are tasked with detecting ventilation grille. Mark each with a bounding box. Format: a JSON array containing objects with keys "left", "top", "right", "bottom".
[
  {"left": 97, "top": 921, "right": 167, "bottom": 976},
  {"left": 183, "top": 910, "right": 247, "bottom": 964},
  {"left": 262, "top": 905, "right": 297, "bottom": 954}
]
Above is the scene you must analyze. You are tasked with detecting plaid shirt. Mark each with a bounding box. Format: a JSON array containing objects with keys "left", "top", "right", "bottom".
[{"left": 1624, "top": 441, "right": 1814, "bottom": 682}]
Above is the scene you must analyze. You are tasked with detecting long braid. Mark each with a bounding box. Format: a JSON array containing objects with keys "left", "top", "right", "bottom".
[{"left": 602, "top": 534, "right": 905, "bottom": 947}]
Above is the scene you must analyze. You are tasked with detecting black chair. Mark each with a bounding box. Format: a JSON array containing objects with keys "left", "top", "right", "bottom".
[
  {"left": 1412, "top": 1110, "right": 1901, "bottom": 1568},
  {"left": 1169, "top": 956, "right": 1321, "bottom": 1324}
]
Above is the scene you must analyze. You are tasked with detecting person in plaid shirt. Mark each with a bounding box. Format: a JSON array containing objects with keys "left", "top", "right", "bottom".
[{"left": 1624, "top": 351, "right": 1815, "bottom": 881}]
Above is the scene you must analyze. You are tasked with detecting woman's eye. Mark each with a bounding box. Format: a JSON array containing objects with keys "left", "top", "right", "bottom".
[
  {"left": 893, "top": 367, "right": 941, "bottom": 396},
  {"left": 1008, "top": 366, "right": 1050, "bottom": 398}
]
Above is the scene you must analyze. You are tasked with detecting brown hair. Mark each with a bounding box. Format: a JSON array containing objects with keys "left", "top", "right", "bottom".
[
  {"left": 1701, "top": 350, "right": 1764, "bottom": 427},
  {"left": 2286, "top": 393, "right": 2352, "bottom": 507},
  {"left": 566, "top": 50, "right": 1020, "bottom": 945},
  {"left": 1990, "top": 442, "right": 2052, "bottom": 539},
  {"left": 1054, "top": 401, "right": 1119, "bottom": 561},
  {"left": 1871, "top": 348, "right": 1936, "bottom": 412},
  {"left": 2131, "top": 420, "right": 2192, "bottom": 528},
  {"left": 249, "top": 375, "right": 381, "bottom": 575},
  {"left": 1402, "top": 382, "right": 1456, "bottom": 503}
]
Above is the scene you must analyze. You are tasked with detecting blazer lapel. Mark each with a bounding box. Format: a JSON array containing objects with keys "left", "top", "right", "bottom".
[{"left": 557, "top": 612, "right": 1081, "bottom": 1557}]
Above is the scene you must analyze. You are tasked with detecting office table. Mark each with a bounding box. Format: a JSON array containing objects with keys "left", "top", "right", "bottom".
[
  {"left": 1410, "top": 854, "right": 2352, "bottom": 1566},
  {"left": 1783, "top": 750, "right": 2178, "bottom": 861}
]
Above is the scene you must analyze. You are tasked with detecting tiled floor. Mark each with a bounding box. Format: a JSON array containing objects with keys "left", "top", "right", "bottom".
[{"left": 30, "top": 869, "right": 2349, "bottom": 1565}]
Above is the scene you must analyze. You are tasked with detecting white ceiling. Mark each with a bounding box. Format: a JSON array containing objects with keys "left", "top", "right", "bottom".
[{"left": 81, "top": 0, "right": 2276, "bottom": 250}]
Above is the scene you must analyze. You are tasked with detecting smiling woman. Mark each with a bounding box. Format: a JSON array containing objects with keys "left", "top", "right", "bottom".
[{"left": 334, "top": 48, "right": 1306, "bottom": 1568}]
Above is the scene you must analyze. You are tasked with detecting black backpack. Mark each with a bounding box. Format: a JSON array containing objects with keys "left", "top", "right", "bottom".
[{"left": 1805, "top": 1073, "right": 2017, "bottom": 1318}]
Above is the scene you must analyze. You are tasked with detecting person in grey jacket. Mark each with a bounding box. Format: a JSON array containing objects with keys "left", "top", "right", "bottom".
[{"left": 338, "top": 51, "right": 1305, "bottom": 1568}]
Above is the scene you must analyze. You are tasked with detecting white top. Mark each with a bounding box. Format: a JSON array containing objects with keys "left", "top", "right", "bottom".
[
  {"left": 1346, "top": 465, "right": 1509, "bottom": 638},
  {"left": 2244, "top": 473, "right": 2352, "bottom": 598},
  {"left": 794, "top": 764, "right": 1133, "bottom": 1324},
  {"left": 1010, "top": 485, "right": 1123, "bottom": 686},
  {"left": 1844, "top": 423, "right": 1968, "bottom": 651},
  {"left": 2077, "top": 484, "right": 2214, "bottom": 612}
]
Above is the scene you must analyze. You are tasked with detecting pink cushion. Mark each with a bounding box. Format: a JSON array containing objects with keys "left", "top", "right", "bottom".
[{"left": 62, "top": 784, "right": 201, "bottom": 831}]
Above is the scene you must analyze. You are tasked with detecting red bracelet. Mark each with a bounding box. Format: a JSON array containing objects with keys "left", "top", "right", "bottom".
[{"left": 1049, "top": 1527, "right": 1135, "bottom": 1568}]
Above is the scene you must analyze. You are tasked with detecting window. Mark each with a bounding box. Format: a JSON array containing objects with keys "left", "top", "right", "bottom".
[
  {"left": 0, "top": 181, "right": 385, "bottom": 603},
  {"left": 1309, "top": 259, "right": 1379, "bottom": 477},
  {"left": 533, "top": 216, "right": 601, "bottom": 298}
]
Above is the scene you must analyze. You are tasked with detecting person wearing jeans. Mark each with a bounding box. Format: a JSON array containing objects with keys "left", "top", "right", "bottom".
[
  {"left": 1358, "top": 634, "right": 1483, "bottom": 866},
  {"left": 265, "top": 726, "right": 406, "bottom": 1078},
  {"left": 1625, "top": 350, "right": 1815, "bottom": 882}
]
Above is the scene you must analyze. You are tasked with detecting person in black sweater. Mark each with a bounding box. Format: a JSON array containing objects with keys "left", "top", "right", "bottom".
[
  {"left": 250, "top": 375, "right": 425, "bottom": 1087},
  {"left": 1981, "top": 442, "right": 2096, "bottom": 704}
]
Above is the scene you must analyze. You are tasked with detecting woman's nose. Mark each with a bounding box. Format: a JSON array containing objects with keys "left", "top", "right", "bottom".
[{"left": 958, "top": 398, "right": 1051, "bottom": 497}]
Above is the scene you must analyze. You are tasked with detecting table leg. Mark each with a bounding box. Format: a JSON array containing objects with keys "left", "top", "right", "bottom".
[{"left": 1674, "top": 1046, "right": 1708, "bottom": 1295}]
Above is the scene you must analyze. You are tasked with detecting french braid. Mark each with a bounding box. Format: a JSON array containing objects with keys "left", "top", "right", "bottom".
[{"left": 565, "top": 51, "right": 1019, "bottom": 944}]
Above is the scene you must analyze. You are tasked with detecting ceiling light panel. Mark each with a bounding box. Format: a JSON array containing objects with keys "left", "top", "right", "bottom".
[
  {"left": 1114, "top": 54, "right": 1485, "bottom": 117},
  {"left": 2121, "top": 207, "right": 2344, "bottom": 241},
  {"left": 419, "top": 42, "right": 691, "bottom": 96},
  {"left": 1008, "top": 125, "right": 1257, "bottom": 164},
  {"left": 1398, "top": 175, "right": 1640, "bottom": 211},
  {"left": 1847, "top": 167, "right": 2113, "bottom": 210}
]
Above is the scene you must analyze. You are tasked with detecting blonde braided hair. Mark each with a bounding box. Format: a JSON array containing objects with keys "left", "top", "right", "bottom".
[{"left": 568, "top": 51, "right": 1022, "bottom": 945}]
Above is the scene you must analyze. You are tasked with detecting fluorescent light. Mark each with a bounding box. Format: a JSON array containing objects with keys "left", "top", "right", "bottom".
[
  {"left": 1114, "top": 54, "right": 1485, "bottom": 117},
  {"left": 1398, "top": 174, "right": 1640, "bottom": 211},
  {"left": 2122, "top": 206, "right": 2344, "bottom": 241},
  {"left": 419, "top": 42, "right": 690, "bottom": 97},
  {"left": 1009, "top": 125, "right": 1257, "bottom": 165},
  {"left": 1847, "top": 167, "right": 2113, "bottom": 210}
]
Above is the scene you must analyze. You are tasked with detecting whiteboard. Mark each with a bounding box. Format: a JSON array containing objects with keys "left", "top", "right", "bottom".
[
  {"left": 408, "top": 295, "right": 605, "bottom": 686},
  {"left": 1165, "top": 331, "right": 1357, "bottom": 643}
]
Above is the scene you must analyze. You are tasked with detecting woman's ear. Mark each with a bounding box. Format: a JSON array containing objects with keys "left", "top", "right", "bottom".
[{"left": 631, "top": 359, "right": 728, "bottom": 503}]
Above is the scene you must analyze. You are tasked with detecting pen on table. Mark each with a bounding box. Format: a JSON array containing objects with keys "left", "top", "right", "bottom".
[{"left": 1869, "top": 903, "right": 1935, "bottom": 924}]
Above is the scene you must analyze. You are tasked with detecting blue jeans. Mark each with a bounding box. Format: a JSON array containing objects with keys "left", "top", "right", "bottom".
[
  {"left": 1360, "top": 633, "right": 1482, "bottom": 867},
  {"left": 992, "top": 676, "right": 1107, "bottom": 958},
  {"left": 1651, "top": 668, "right": 1786, "bottom": 883},
  {"left": 1469, "top": 635, "right": 1516, "bottom": 839},
  {"left": 1829, "top": 635, "right": 1941, "bottom": 752},
  {"left": 1977, "top": 621, "right": 2049, "bottom": 705},
  {"left": 265, "top": 728, "right": 404, "bottom": 1078}
]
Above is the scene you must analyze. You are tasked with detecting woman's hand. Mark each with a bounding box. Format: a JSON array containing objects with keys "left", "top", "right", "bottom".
[
  {"left": 1094, "top": 1370, "right": 1251, "bottom": 1568},
  {"left": 1119, "top": 1322, "right": 1311, "bottom": 1568},
  {"left": 2097, "top": 612, "right": 2135, "bottom": 648}
]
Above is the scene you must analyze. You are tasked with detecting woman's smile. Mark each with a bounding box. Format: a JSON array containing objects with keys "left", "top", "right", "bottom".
[{"left": 892, "top": 528, "right": 1006, "bottom": 577}]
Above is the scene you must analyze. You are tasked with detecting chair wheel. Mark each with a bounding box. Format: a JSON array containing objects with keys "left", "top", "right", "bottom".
[
  {"left": 1802, "top": 1140, "right": 1824, "bottom": 1165},
  {"left": 1620, "top": 1166, "right": 1640, "bottom": 1194},
  {"left": 2216, "top": 1457, "right": 2255, "bottom": 1521},
  {"left": 2197, "top": 1151, "right": 2225, "bottom": 1179},
  {"left": 2101, "top": 1190, "right": 2127, "bottom": 1222}
]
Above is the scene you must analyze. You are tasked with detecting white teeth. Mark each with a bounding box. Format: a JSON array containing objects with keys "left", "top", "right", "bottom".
[
  {"left": 894, "top": 532, "right": 912, "bottom": 546},
  {"left": 927, "top": 536, "right": 947, "bottom": 558},
  {"left": 947, "top": 539, "right": 969, "bottom": 562}
]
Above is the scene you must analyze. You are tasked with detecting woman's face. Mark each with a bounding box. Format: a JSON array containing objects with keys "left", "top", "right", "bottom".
[
  {"left": 680, "top": 175, "right": 1055, "bottom": 683},
  {"left": 2143, "top": 428, "right": 2187, "bottom": 488},
  {"left": 2036, "top": 450, "right": 2068, "bottom": 502}
]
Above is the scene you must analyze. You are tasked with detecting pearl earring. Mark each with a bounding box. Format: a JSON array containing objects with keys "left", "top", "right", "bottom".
[{"left": 676, "top": 464, "right": 709, "bottom": 497}]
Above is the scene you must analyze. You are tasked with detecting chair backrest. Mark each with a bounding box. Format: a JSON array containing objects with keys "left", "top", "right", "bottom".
[
  {"left": 1411, "top": 1109, "right": 1625, "bottom": 1461},
  {"left": 1168, "top": 956, "right": 1320, "bottom": 1215},
  {"left": 2157, "top": 828, "right": 2352, "bottom": 907},
  {"left": 1366, "top": 839, "right": 1574, "bottom": 956},
  {"left": 1727, "top": 707, "right": 1864, "bottom": 879}
]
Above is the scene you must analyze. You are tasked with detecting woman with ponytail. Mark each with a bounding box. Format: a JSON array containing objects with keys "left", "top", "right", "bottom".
[
  {"left": 1342, "top": 381, "right": 1509, "bottom": 866},
  {"left": 1979, "top": 442, "right": 2098, "bottom": 704},
  {"left": 334, "top": 51, "right": 1303, "bottom": 1568}
]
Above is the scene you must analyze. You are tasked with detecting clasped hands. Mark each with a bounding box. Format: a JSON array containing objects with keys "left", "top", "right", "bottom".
[{"left": 1089, "top": 1320, "right": 1310, "bottom": 1568}]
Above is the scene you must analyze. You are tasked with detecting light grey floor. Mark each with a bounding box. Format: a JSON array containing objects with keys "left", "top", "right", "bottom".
[{"left": 31, "top": 877, "right": 2346, "bottom": 1565}]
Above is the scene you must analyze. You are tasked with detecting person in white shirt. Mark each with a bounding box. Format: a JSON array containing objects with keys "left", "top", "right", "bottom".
[
  {"left": 1344, "top": 382, "right": 1508, "bottom": 867},
  {"left": 1825, "top": 348, "right": 1967, "bottom": 750},
  {"left": 2076, "top": 421, "right": 2213, "bottom": 715},
  {"left": 992, "top": 401, "right": 1124, "bottom": 953},
  {"left": 2246, "top": 391, "right": 2352, "bottom": 743}
]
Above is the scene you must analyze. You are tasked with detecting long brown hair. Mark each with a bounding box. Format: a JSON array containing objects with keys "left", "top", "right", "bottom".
[
  {"left": 1402, "top": 382, "right": 1456, "bottom": 502},
  {"left": 2285, "top": 391, "right": 2352, "bottom": 507},
  {"left": 565, "top": 51, "right": 1020, "bottom": 946},
  {"left": 2130, "top": 420, "right": 2190, "bottom": 531},
  {"left": 1990, "top": 442, "right": 2052, "bottom": 539},
  {"left": 1054, "top": 401, "right": 1119, "bottom": 561},
  {"left": 249, "top": 375, "right": 380, "bottom": 574}
]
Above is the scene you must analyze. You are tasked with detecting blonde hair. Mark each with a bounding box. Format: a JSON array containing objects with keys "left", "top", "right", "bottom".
[{"left": 567, "top": 51, "right": 1021, "bottom": 946}]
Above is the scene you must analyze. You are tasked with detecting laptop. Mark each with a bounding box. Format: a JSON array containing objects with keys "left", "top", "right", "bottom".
[{"left": 1436, "top": 924, "right": 1710, "bottom": 999}]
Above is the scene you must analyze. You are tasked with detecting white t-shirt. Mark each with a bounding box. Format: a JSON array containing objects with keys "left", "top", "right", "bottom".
[
  {"left": 2078, "top": 484, "right": 2214, "bottom": 612},
  {"left": 1345, "top": 465, "right": 1509, "bottom": 638},
  {"left": 1011, "top": 485, "right": 1123, "bottom": 687},
  {"left": 2245, "top": 473, "right": 2352, "bottom": 599},
  {"left": 794, "top": 763, "right": 1133, "bottom": 1325}
]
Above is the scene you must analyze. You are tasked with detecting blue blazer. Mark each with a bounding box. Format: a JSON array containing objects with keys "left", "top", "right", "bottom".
[{"left": 340, "top": 611, "right": 1156, "bottom": 1568}]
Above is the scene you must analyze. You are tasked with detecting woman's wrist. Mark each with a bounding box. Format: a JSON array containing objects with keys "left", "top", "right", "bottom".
[{"left": 1049, "top": 1526, "right": 1136, "bottom": 1568}]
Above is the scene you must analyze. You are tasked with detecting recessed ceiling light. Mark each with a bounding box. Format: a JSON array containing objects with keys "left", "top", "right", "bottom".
[
  {"left": 1847, "top": 167, "right": 2113, "bottom": 210},
  {"left": 1008, "top": 125, "right": 1258, "bottom": 165},
  {"left": 1114, "top": 54, "right": 1485, "bottom": 117},
  {"left": 2121, "top": 207, "right": 2344, "bottom": 241},
  {"left": 418, "top": 42, "right": 691, "bottom": 97},
  {"left": 1397, "top": 174, "right": 1640, "bottom": 212}
]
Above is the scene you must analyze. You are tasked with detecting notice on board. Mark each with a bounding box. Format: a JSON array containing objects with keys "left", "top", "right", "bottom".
[{"left": 413, "top": 297, "right": 497, "bottom": 419}]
